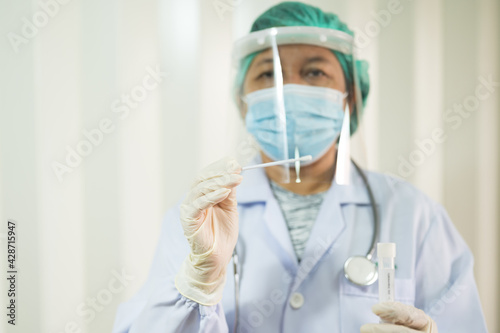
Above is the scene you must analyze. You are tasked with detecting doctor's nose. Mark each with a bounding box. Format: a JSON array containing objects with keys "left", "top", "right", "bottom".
[{"left": 282, "top": 72, "right": 309, "bottom": 86}]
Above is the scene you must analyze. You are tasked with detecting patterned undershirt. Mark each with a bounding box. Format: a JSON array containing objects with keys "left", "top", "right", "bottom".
[{"left": 269, "top": 180, "right": 328, "bottom": 262}]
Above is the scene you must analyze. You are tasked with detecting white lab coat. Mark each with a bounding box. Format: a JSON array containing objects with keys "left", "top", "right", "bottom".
[{"left": 112, "top": 161, "right": 487, "bottom": 332}]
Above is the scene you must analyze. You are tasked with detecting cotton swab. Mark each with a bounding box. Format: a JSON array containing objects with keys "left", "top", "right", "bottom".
[{"left": 242, "top": 155, "right": 312, "bottom": 171}]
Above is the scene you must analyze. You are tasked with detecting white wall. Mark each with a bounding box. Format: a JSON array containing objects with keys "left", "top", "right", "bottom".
[{"left": 0, "top": 0, "right": 498, "bottom": 332}]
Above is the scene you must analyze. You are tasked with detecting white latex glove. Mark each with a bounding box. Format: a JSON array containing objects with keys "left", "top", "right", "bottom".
[
  {"left": 175, "top": 157, "right": 243, "bottom": 306},
  {"left": 361, "top": 302, "right": 438, "bottom": 333}
]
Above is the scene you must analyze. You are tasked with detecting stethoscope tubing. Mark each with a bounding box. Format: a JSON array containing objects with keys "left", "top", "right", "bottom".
[{"left": 351, "top": 160, "right": 379, "bottom": 261}]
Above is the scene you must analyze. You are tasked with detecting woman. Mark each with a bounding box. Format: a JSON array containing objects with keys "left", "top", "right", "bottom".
[{"left": 112, "top": 2, "right": 487, "bottom": 332}]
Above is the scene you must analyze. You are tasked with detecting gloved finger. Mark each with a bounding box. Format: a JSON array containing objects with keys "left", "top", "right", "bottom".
[
  {"left": 360, "top": 323, "right": 421, "bottom": 333},
  {"left": 192, "top": 157, "right": 241, "bottom": 188},
  {"left": 372, "top": 302, "right": 428, "bottom": 330},
  {"left": 217, "top": 185, "right": 238, "bottom": 210},
  {"left": 182, "top": 187, "right": 232, "bottom": 222},
  {"left": 186, "top": 173, "right": 243, "bottom": 204}
]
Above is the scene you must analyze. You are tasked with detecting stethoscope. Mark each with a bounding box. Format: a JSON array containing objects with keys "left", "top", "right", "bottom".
[{"left": 231, "top": 160, "right": 379, "bottom": 332}]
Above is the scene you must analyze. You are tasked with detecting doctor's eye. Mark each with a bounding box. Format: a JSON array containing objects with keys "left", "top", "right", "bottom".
[
  {"left": 257, "top": 71, "right": 274, "bottom": 80},
  {"left": 305, "top": 69, "right": 327, "bottom": 78}
]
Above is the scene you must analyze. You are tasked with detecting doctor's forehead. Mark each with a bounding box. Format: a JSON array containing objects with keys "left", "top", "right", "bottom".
[{"left": 250, "top": 44, "right": 341, "bottom": 68}]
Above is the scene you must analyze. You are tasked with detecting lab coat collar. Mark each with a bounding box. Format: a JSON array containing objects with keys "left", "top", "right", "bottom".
[
  {"left": 236, "top": 154, "right": 374, "bottom": 279},
  {"left": 291, "top": 163, "right": 373, "bottom": 290}
]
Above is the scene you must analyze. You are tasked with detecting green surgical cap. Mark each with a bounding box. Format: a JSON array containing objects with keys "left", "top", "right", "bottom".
[{"left": 235, "top": 1, "right": 370, "bottom": 134}]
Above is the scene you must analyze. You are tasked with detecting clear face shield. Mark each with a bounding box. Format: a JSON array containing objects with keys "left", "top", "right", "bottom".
[{"left": 233, "top": 26, "right": 363, "bottom": 184}]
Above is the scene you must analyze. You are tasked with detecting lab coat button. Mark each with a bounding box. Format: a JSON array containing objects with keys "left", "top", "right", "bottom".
[{"left": 289, "top": 292, "right": 304, "bottom": 309}]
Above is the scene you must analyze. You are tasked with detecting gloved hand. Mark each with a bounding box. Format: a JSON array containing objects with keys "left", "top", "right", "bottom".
[
  {"left": 361, "top": 302, "right": 438, "bottom": 333},
  {"left": 175, "top": 157, "right": 243, "bottom": 306}
]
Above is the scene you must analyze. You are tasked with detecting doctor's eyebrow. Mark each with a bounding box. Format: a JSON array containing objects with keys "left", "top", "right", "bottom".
[
  {"left": 304, "top": 56, "right": 333, "bottom": 65},
  {"left": 254, "top": 58, "right": 274, "bottom": 67},
  {"left": 253, "top": 55, "right": 334, "bottom": 69}
]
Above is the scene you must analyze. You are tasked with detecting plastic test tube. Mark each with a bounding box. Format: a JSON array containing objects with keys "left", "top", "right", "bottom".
[{"left": 377, "top": 243, "right": 396, "bottom": 303}]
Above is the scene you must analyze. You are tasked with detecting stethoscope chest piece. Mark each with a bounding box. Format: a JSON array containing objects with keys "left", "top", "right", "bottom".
[{"left": 343, "top": 255, "right": 378, "bottom": 286}]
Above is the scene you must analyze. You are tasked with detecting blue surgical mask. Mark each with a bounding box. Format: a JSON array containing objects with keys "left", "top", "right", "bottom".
[{"left": 244, "top": 84, "right": 346, "bottom": 163}]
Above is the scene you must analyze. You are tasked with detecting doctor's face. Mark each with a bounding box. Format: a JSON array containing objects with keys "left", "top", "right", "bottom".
[
  {"left": 241, "top": 44, "right": 347, "bottom": 117},
  {"left": 240, "top": 44, "right": 352, "bottom": 187}
]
